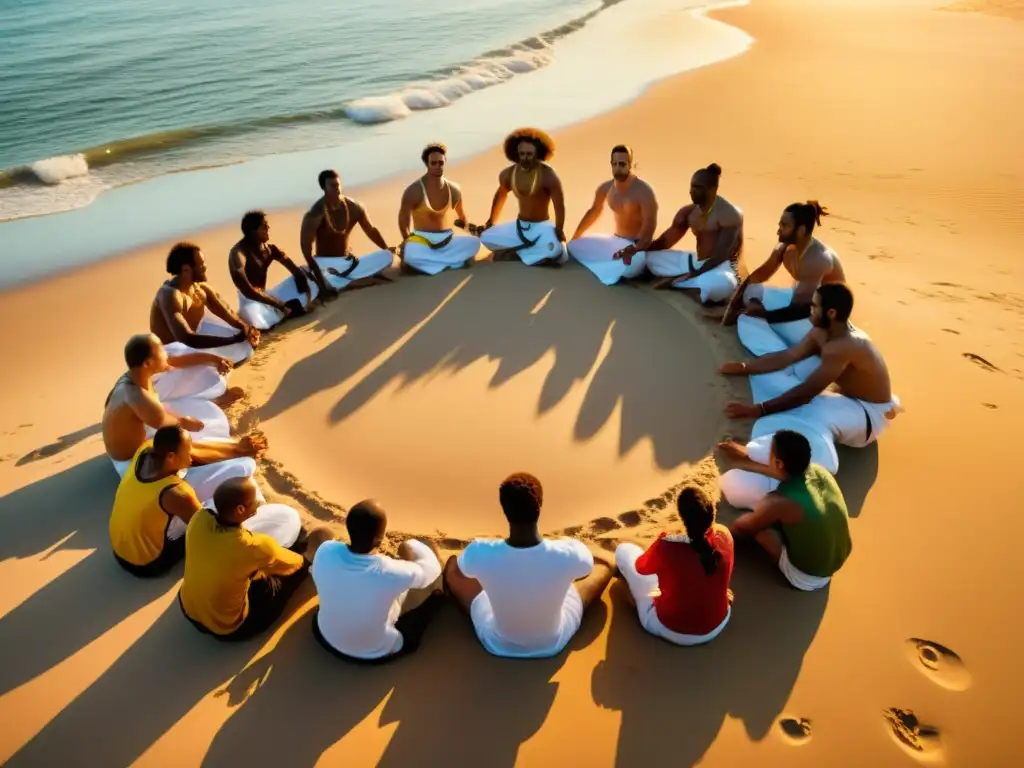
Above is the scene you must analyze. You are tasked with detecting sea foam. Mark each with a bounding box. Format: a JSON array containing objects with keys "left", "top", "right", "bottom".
[{"left": 29, "top": 153, "right": 90, "bottom": 185}]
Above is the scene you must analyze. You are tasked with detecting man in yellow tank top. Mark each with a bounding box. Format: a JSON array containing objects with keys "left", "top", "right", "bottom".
[
  {"left": 479, "top": 127, "right": 568, "bottom": 267},
  {"left": 397, "top": 143, "right": 482, "bottom": 275},
  {"left": 109, "top": 425, "right": 200, "bottom": 577}
]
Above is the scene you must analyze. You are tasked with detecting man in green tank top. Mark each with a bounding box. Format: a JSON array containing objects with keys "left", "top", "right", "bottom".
[{"left": 728, "top": 430, "right": 851, "bottom": 591}]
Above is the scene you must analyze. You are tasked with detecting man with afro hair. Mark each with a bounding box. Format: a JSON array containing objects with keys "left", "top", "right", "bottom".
[{"left": 478, "top": 128, "right": 569, "bottom": 267}]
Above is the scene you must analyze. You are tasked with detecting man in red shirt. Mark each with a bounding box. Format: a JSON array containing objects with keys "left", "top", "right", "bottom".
[{"left": 615, "top": 486, "right": 734, "bottom": 645}]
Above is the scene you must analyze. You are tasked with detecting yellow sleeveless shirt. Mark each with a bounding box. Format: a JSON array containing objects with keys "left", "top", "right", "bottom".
[{"left": 109, "top": 441, "right": 197, "bottom": 567}]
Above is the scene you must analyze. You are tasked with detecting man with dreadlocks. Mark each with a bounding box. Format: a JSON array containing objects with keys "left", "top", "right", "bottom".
[
  {"left": 640, "top": 163, "right": 745, "bottom": 303},
  {"left": 479, "top": 127, "right": 569, "bottom": 267}
]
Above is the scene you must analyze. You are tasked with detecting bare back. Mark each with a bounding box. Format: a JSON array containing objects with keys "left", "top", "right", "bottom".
[
  {"left": 102, "top": 375, "right": 150, "bottom": 461},
  {"left": 808, "top": 328, "right": 892, "bottom": 404},
  {"left": 150, "top": 282, "right": 208, "bottom": 345},
  {"left": 683, "top": 195, "right": 743, "bottom": 264},
  {"left": 783, "top": 238, "right": 845, "bottom": 285},
  {"left": 606, "top": 177, "right": 656, "bottom": 240},
  {"left": 501, "top": 163, "right": 557, "bottom": 222}
]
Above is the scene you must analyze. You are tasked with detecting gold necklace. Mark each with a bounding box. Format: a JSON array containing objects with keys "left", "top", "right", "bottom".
[{"left": 323, "top": 197, "right": 349, "bottom": 233}]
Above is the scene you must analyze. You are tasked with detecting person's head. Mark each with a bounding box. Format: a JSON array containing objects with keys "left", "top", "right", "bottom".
[
  {"left": 318, "top": 169, "right": 341, "bottom": 199},
  {"left": 769, "top": 430, "right": 812, "bottom": 478},
  {"left": 610, "top": 144, "right": 633, "bottom": 182},
  {"left": 212, "top": 476, "right": 260, "bottom": 526},
  {"left": 676, "top": 485, "right": 721, "bottom": 576},
  {"left": 498, "top": 472, "right": 543, "bottom": 526},
  {"left": 778, "top": 200, "right": 828, "bottom": 245},
  {"left": 124, "top": 333, "right": 169, "bottom": 375},
  {"left": 689, "top": 163, "right": 722, "bottom": 207},
  {"left": 151, "top": 425, "right": 192, "bottom": 473},
  {"left": 811, "top": 283, "right": 854, "bottom": 329},
  {"left": 166, "top": 242, "right": 207, "bottom": 282},
  {"left": 241, "top": 210, "right": 269, "bottom": 243},
  {"left": 421, "top": 143, "right": 447, "bottom": 178},
  {"left": 345, "top": 499, "right": 388, "bottom": 554},
  {"left": 503, "top": 128, "right": 555, "bottom": 170}
]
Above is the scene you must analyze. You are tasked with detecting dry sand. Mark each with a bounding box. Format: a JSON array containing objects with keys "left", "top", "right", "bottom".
[{"left": 1, "top": 0, "right": 1023, "bottom": 765}]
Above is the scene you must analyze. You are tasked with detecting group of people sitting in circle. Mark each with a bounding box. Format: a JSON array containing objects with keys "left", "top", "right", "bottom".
[{"left": 99, "top": 126, "right": 900, "bottom": 659}]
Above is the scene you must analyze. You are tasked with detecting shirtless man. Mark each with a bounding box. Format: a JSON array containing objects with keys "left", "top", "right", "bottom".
[
  {"left": 567, "top": 144, "right": 659, "bottom": 285},
  {"left": 641, "top": 163, "right": 744, "bottom": 304},
  {"left": 103, "top": 334, "right": 267, "bottom": 502},
  {"left": 715, "top": 284, "right": 901, "bottom": 509},
  {"left": 478, "top": 127, "right": 568, "bottom": 267},
  {"left": 151, "top": 242, "right": 260, "bottom": 366},
  {"left": 397, "top": 143, "right": 481, "bottom": 275},
  {"left": 299, "top": 169, "right": 396, "bottom": 298},
  {"left": 229, "top": 211, "right": 316, "bottom": 330},
  {"left": 716, "top": 201, "right": 847, "bottom": 349}
]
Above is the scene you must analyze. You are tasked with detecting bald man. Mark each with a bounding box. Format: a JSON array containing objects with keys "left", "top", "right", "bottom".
[
  {"left": 179, "top": 477, "right": 309, "bottom": 640},
  {"left": 102, "top": 334, "right": 265, "bottom": 502},
  {"left": 642, "top": 164, "right": 743, "bottom": 304},
  {"left": 311, "top": 500, "right": 444, "bottom": 662}
]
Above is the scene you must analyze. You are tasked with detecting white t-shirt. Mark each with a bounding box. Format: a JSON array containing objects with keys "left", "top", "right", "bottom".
[
  {"left": 458, "top": 538, "right": 593, "bottom": 658},
  {"left": 312, "top": 539, "right": 442, "bottom": 659}
]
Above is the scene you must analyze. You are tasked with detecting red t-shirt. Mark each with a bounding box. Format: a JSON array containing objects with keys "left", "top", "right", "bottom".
[{"left": 636, "top": 527, "right": 734, "bottom": 635}]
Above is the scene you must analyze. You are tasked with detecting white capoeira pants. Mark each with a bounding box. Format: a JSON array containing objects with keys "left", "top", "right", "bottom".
[
  {"left": 469, "top": 587, "right": 584, "bottom": 659},
  {"left": 567, "top": 234, "right": 647, "bottom": 285},
  {"left": 110, "top": 448, "right": 259, "bottom": 507},
  {"left": 238, "top": 273, "right": 321, "bottom": 330},
  {"left": 740, "top": 284, "right": 812, "bottom": 347},
  {"left": 153, "top": 362, "right": 227, "bottom": 404},
  {"left": 645, "top": 250, "right": 739, "bottom": 303},
  {"left": 157, "top": 397, "right": 233, "bottom": 442},
  {"left": 316, "top": 251, "right": 393, "bottom": 289},
  {"left": 720, "top": 327, "right": 901, "bottom": 509},
  {"left": 615, "top": 543, "right": 731, "bottom": 645},
  {"left": 403, "top": 230, "right": 481, "bottom": 275},
  {"left": 165, "top": 313, "right": 254, "bottom": 366},
  {"left": 480, "top": 220, "right": 568, "bottom": 266}
]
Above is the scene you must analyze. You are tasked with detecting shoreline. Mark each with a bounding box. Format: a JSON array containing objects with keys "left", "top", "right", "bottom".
[
  {"left": 0, "top": 0, "right": 753, "bottom": 289},
  {"left": 2, "top": 0, "right": 1023, "bottom": 765}
]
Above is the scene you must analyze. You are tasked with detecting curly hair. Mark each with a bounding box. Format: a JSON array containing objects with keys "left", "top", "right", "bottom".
[
  {"left": 421, "top": 142, "right": 447, "bottom": 165},
  {"left": 499, "top": 472, "right": 544, "bottom": 524},
  {"left": 503, "top": 127, "right": 555, "bottom": 163}
]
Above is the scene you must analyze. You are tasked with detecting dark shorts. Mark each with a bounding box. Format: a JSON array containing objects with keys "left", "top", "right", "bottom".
[
  {"left": 113, "top": 535, "right": 185, "bottom": 578},
  {"left": 311, "top": 591, "right": 444, "bottom": 664}
]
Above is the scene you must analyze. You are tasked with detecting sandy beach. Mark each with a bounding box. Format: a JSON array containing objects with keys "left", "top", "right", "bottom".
[{"left": 2, "top": 0, "right": 1023, "bottom": 765}]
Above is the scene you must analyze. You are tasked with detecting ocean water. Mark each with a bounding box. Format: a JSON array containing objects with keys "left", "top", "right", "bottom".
[{"left": 0, "top": 0, "right": 752, "bottom": 288}]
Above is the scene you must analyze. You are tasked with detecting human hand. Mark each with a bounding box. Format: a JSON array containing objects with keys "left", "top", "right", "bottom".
[
  {"left": 743, "top": 303, "right": 766, "bottom": 319},
  {"left": 718, "top": 361, "right": 748, "bottom": 376},
  {"left": 725, "top": 402, "right": 760, "bottom": 420},
  {"left": 555, "top": 227, "right": 567, "bottom": 243},
  {"left": 215, "top": 357, "right": 233, "bottom": 375},
  {"left": 239, "top": 432, "right": 268, "bottom": 457},
  {"left": 716, "top": 441, "right": 749, "bottom": 461},
  {"left": 246, "top": 326, "right": 261, "bottom": 347},
  {"left": 179, "top": 416, "right": 204, "bottom": 432}
]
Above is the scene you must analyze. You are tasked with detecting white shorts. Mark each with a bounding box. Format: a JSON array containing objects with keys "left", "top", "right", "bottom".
[
  {"left": 779, "top": 548, "right": 831, "bottom": 591},
  {"left": 469, "top": 588, "right": 584, "bottom": 658}
]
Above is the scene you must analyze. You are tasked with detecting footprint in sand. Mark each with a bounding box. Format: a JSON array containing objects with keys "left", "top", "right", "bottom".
[
  {"left": 617, "top": 510, "right": 642, "bottom": 527},
  {"left": 963, "top": 352, "right": 1001, "bottom": 372},
  {"left": 644, "top": 496, "right": 669, "bottom": 511},
  {"left": 981, "top": 403, "right": 998, "bottom": 410},
  {"left": 590, "top": 517, "right": 622, "bottom": 534},
  {"left": 906, "top": 639, "right": 971, "bottom": 691},
  {"left": 882, "top": 708, "right": 944, "bottom": 762},
  {"left": 778, "top": 717, "right": 812, "bottom": 745}
]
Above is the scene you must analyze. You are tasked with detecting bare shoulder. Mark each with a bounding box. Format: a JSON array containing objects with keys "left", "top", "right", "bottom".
[
  {"left": 632, "top": 177, "right": 657, "bottom": 200},
  {"left": 304, "top": 196, "right": 325, "bottom": 218},
  {"left": 402, "top": 180, "right": 423, "bottom": 202},
  {"left": 498, "top": 165, "right": 513, "bottom": 185},
  {"left": 447, "top": 179, "right": 462, "bottom": 200},
  {"left": 717, "top": 196, "right": 743, "bottom": 225},
  {"left": 155, "top": 280, "right": 181, "bottom": 308},
  {"left": 228, "top": 240, "right": 246, "bottom": 264},
  {"left": 675, "top": 203, "right": 697, "bottom": 224},
  {"left": 541, "top": 162, "right": 562, "bottom": 184}
]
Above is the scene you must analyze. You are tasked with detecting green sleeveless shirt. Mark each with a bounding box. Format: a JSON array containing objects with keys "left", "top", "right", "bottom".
[{"left": 776, "top": 464, "right": 852, "bottom": 578}]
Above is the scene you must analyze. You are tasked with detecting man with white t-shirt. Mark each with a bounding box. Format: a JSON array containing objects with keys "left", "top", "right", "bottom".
[
  {"left": 444, "top": 472, "right": 615, "bottom": 659},
  {"left": 311, "top": 500, "right": 444, "bottom": 662}
]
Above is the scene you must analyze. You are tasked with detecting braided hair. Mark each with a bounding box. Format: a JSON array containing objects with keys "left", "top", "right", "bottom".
[{"left": 676, "top": 486, "right": 721, "bottom": 575}]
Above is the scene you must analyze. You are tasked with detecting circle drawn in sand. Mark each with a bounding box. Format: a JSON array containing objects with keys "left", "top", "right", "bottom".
[
  {"left": 906, "top": 638, "right": 971, "bottom": 691},
  {"left": 778, "top": 717, "right": 812, "bottom": 744},
  {"left": 247, "top": 265, "right": 730, "bottom": 536},
  {"left": 882, "top": 708, "right": 944, "bottom": 763}
]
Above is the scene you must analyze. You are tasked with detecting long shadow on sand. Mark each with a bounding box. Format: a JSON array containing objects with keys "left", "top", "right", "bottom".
[
  {"left": 593, "top": 557, "right": 828, "bottom": 767},
  {"left": 258, "top": 264, "right": 723, "bottom": 470},
  {"left": 200, "top": 599, "right": 609, "bottom": 768},
  {"left": 835, "top": 441, "right": 880, "bottom": 518},
  {"left": 0, "top": 456, "right": 178, "bottom": 698}
]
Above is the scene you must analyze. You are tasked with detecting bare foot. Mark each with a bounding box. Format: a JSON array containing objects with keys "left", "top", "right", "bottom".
[
  {"left": 213, "top": 386, "right": 245, "bottom": 409},
  {"left": 239, "top": 431, "right": 268, "bottom": 457}
]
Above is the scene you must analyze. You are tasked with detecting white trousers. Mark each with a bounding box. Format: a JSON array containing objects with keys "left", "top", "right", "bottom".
[
  {"left": 110, "top": 448, "right": 258, "bottom": 507},
  {"left": 614, "top": 543, "right": 731, "bottom": 646},
  {"left": 720, "top": 325, "right": 900, "bottom": 509},
  {"left": 646, "top": 250, "right": 739, "bottom": 303},
  {"left": 469, "top": 588, "right": 584, "bottom": 659},
  {"left": 741, "top": 284, "right": 812, "bottom": 347},
  {"left": 152, "top": 363, "right": 227, "bottom": 404},
  {"left": 480, "top": 220, "right": 568, "bottom": 265},
  {"left": 404, "top": 230, "right": 481, "bottom": 275},
  {"left": 164, "top": 314, "right": 254, "bottom": 366},
  {"left": 316, "top": 251, "right": 393, "bottom": 289},
  {"left": 568, "top": 234, "right": 647, "bottom": 285},
  {"left": 238, "top": 272, "right": 321, "bottom": 330},
  {"left": 778, "top": 548, "right": 831, "bottom": 591}
]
